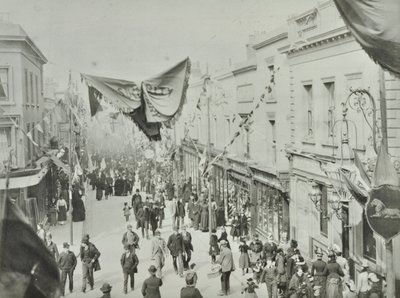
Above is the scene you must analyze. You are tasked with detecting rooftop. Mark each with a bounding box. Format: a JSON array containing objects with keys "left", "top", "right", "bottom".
[{"left": 0, "top": 21, "right": 47, "bottom": 63}]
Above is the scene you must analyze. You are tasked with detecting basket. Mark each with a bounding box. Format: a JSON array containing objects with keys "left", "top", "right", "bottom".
[{"left": 207, "top": 264, "right": 221, "bottom": 279}]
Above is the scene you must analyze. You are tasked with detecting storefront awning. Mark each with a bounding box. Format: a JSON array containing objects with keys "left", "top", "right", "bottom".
[{"left": 0, "top": 166, "right": 48, "bottom": 190}]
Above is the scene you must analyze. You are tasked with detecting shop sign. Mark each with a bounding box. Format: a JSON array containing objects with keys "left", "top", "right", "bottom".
[{"left": 366, "top": 185, "right": 400, "bottom": 241}]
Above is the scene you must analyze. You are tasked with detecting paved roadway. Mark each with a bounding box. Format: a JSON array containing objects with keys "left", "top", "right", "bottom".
[{"left": 50, "top": 188, "right": 268, "bottom": 298}]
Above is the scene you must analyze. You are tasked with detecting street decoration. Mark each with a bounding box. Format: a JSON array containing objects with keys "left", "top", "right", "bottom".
[
  {"left": 81, "top": 58, "right": 191, "bottom": 141},
  {"left": 333, "top": 0, "right": 400, "bottom": 78},
  {"left": 366, "top": 142, "right": 400, "bottom": 241}
]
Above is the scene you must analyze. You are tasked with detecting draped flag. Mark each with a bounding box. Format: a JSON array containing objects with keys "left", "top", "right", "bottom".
[
  {"left": 0, "top": 198, "right": 61, "bottom": 298},
  {"left": 333, "top": 0, "right": 400, "bottom": 78},
  {"left": 82, "top": 58, "right": 191, "bottom": 140}
]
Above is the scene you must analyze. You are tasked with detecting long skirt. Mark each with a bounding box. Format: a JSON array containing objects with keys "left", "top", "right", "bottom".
[
  {"left": 96, "top": 188, "right": 103, "bottom": 200},
  {"left": 239, "top": 252, "right": 250, "bottom": 269},
  {"left": 326, "top": 277, "right": 342, "bottom": 298},
  {"left": 200, "top": 212, "right": 209, "bottom": 231},
  {"left": 193, "top": 213, "right": 201, "bottom": 230},
  {"left": 72, "top": 197, "right": 86, "bottom": 222},
  {"left": 314, "top": 275, "right": 326, "bottom": 298},
  {"left": 58, "top": 205, "right": 67, "bottom": 222}
]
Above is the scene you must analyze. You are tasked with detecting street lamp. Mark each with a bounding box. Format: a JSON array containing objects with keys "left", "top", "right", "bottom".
[{"left": 308, "top": 181, "right": 323, "bottom": 212}]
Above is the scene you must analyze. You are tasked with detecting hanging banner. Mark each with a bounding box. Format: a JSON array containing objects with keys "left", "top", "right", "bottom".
[
  {"left": 333, "top": 0, "right": 400, "bottom": 78},
  {"left": 81, "top": 57, "right": 191, "bottom": 140}
]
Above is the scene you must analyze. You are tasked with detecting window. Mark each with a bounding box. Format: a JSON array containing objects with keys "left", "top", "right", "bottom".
[
  {"left": 0, "top": 127, "right": 12, "bottom": 170},
  {"left": 27, "top": 123, "right": 31, "bottom": 160},
  {"left": 35, "top": 75, "right": 39, "bottom": 106},
  {"left": 320, "top": 185, "right": 328, "bottom": 236},
  {"left": 0, "top": 68, "right": 9, "bottom": 101},
  {"left": 324, "top": 82, "right": 335, "bottom": 138},
  {"left": 303, "top": 85, "right": 313, "bottom": 137},
  {"left": 24, "top": 69, "right": 29, "bottom": 105},
  {"left": 237, "top": 84, "right": 254, "bottom": 103},
  {"left": 269, "top": 120, "right": 277, "bottom": 164},
  {"left": 30, "top": 72, "right": 34, "bottom": 105},
  {"left": 363, "top": 211, "right": 376, "bottom": 261}
]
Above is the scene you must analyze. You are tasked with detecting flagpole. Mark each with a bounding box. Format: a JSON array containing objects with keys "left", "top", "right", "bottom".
[
  {"left": 205, "top": 76, "right": 212, "bottom": 238},
  {"left": 379, "top": 67, "right": 395, "bottom": 298},
  {"left": 69, "top": 98, "right": 74, "bottom": 246}
]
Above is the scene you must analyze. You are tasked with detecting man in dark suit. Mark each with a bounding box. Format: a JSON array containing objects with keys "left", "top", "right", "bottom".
[
  {"left": 167, "top": 227, "right": 185, "bottom": 277},
  {"left": 141, "top": 265, "right": 162, "bottom": 298},
  {"left": 80, "top": 234, "right": 101, "bottom": 293},
  {"left": 131, "top": 189, "right": 142, "bottom": 218},
  {"left": 217, "top": 240, "right": 235, "bottom": 296},
  {"left": 58, "top": 242, "right": 77, "bottom": 296},
  {"left": 120, "top": 244, "right": 139, "bottom": 294}
]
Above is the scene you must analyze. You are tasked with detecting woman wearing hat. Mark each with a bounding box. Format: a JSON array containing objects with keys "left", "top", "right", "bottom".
[
  {"left": 141, "top": 265, "right": 163, "bottom": 298},
  {"left": 311, "top": 248, "right": 326, "bottom": 298},
  {"left": 323, "top": 250, "right": 344, "bottom": 298},
  {"left": 239, "top": 237, "right": 251, "bottom": 275},
  {"left": 99, "top": 283, "right": 112, "bottom": 298},
  {"left": 357, "top": 260, "right": 370, "bottom": 298}
]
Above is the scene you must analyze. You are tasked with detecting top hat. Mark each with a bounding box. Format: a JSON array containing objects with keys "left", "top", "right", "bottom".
[{"left": 100, "top": 283, "right": 112, "bottom": 293}]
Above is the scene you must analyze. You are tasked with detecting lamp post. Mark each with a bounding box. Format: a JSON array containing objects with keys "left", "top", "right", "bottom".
[{"left": 308, "top": 181, "right": 322, "bottom": 212}]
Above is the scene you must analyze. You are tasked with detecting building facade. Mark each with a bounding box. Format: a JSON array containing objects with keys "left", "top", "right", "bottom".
[{"left": 177, "top": 0, "right": 400, "bottom": 287}]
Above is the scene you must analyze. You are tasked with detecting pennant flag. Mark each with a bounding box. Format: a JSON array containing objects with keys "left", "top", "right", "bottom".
[
  {"left": 43, "top": 115, "right": 50, "bottom": 126},
  {"left": 198, "top": 148, "right": 208, "bottom": 176},
  {"left": 0, "top": 198, "right": 61, "bottom": 297},
  {"left": 26, "top": 131, "right": 38, "bottom": 148},
  {"left": 333, "top": 0, "right": 400, "bottom": 78},
  {"left": 372, "top": 142, "right": 399, "bottom": 187},
  {"left": 341, "top": 169, "right": 368, "bottom": 207},
  {"left": 353, "top": 150, "right": 371, "bottom": 190},
  {"left": 35, "top": 123, "right": 43, "bottom": 134}
]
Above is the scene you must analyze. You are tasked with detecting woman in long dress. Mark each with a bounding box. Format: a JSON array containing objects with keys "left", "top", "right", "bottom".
[
  {"left": 323, "top": 251, "right": 345, "bottom": 298},
  {"left": 200, "top": 200, "right": 209, "bottom": 232},
  {"left": 56, "top": 197, "right": 67, "bottom": 225}
]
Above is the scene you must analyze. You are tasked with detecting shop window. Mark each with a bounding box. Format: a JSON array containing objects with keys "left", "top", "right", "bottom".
[
  {"left": 320, "top": 185, "right": 328, "bottom": 237},
  {"left": 363, "top": 211, "right": 376, "bottom": 261},
  {"left": 0, "top": 68, "right": 9, "bottom": 101}
]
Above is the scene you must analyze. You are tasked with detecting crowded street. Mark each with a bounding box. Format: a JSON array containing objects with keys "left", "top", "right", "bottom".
[{"left": 1, "top": 0, "right": 400, "bottom": 297}]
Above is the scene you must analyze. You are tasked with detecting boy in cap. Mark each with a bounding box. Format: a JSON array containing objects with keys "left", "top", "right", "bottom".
[
  {"left": 99, "top": 283, "right": 112, "bottom": 298},
  {"left": 180, "top": 270, "right": 203, "bottom": 298},
  {"left": 58, "top": 242, "right": 77, "bottom": 296}
]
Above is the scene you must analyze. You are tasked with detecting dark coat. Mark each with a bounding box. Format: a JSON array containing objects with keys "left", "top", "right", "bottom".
[
  {"left": 180, "top": 286, "right": 203, "bottom": 298},
  {"left": 120, "top": 251, "right": 139, "bottom": 273},
  {"left": 58, "top": 250, "right": 77, "bottom": 271},
  {"left": 209, "top": 234, "right": 220, "bottom": 256},
  {"left": 167, "top": 233, "right": 184, "bottom": 256},
  {"left": 141, "top": 276, "right": 162, "bottom": 298},
  {"left": 177, "top": 201, "right": 185, "bottom": 217}
]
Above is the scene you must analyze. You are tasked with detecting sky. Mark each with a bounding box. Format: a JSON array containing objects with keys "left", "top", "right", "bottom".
[{"left": 1, "top": 0, "right": 318, "bottom": 89}]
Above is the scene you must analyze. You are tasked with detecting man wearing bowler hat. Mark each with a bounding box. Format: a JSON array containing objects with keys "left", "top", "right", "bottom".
[
  {"left": 121, "top": 244, "right": 139, "bottom": 294},
  {"left": 58, "top": 242, "right": 77, "bottom": 296},
  {"left": 99, "top": 283, "right": 112, "bottom": 298},
  {"left": 142, "top": 265, "right": 163, "bottom": 298},
  {"left": 80, "top": 234, "right": 101, "bottom": 293}
]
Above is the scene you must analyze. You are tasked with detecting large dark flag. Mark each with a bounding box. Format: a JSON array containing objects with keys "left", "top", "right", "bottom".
[
  {"left": 333, "top": 0, "right": 400, "bottom": 78},
  {"left": 0, "top": 199, "right": 61, "bottom": 297}
]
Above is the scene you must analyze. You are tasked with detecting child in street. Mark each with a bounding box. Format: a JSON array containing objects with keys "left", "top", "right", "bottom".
[
  {"left": 260, "top": 257, "right": 278, "bottom": 298},
  {"left": 252, "top": 259, "right": 264, "bottom": 284},
  {"left": 123, "top": 202, "right": 132, "bottom": 222},
  {"left": 209, "top": 229, "right": 220, "bottom": 264},
  {"left": 241, "top": 277, "right": 258, "bottom": 298},
  {"left": 185, "top": 263, "right": 198, "bottom": 286},
  {"left": 239, "top": 237, "right": 251, "bottom": 275}
]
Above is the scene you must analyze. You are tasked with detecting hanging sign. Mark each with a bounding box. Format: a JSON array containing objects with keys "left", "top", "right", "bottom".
[{"left": 366, "top": 185, "right": 400, "bottom": 241}]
